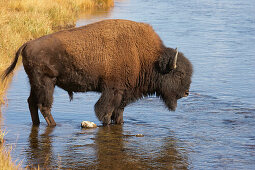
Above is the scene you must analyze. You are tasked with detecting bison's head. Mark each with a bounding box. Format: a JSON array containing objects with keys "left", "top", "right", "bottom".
[{"left": 156, "top": 48, "right": 193, "bottom": 111}]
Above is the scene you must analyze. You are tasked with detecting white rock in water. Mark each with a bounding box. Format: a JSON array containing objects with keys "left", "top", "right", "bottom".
[
  {"left": 135, "top": 134, "right": 144, "bottom": 137},
  {"left": 81, "top": 121, "right": 97, "bottom": 128}
]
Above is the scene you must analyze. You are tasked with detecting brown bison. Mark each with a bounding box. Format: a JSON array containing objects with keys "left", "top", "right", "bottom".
[{"left": 2, "top": 19, "right": 193, "bottom": 126}]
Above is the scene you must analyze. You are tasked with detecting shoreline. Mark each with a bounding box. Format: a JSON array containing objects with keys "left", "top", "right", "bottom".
[
  {"left": 0, "top": 0, "right": 114, "bottom": 105},
  {"left": 0, "top": 0, "right": 114, "bottom": 169}
]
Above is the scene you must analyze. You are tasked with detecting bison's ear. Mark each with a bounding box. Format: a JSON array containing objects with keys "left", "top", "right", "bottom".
[{"left": 156, "top": 48, "right": 178, "bottom": 74}]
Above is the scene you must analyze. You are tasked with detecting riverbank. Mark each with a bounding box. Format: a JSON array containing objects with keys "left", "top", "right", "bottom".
[
  {"left": 0, "top": 130, "right": 20, "bottom": 169},
  {"left": 0, "top": 0, "right": 113, "bottom": 169},
  {"left": 0, "top": 0, "right": 114, "bottom": 105}
]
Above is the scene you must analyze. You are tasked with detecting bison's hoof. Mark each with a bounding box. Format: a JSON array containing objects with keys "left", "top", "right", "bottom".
[{"left": 81, "top": 121, "right": 97, "bottom": 128}]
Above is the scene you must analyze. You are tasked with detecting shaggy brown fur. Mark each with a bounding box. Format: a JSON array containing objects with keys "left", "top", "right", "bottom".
[{"left": 2, "top": 19, "right": 193, "bottom": 126}]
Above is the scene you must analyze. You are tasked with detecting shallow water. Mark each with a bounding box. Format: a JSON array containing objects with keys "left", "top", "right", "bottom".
[{"left": 2, "top": 0, "right": 255, "bottom": 169}]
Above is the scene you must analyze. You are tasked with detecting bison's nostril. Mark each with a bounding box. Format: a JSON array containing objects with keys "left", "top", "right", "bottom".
[{"left": 185, "top": 91, "right": 189, "bottom": 97}]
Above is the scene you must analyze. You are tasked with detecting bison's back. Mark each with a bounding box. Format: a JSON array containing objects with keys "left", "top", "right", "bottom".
[{"left": 55, "top": 19, "right": 163, "bottom": 88}]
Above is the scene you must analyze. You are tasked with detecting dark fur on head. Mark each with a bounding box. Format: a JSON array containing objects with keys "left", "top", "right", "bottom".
[{"left": 157, "top": 48, "right": 193, "bottom": 111}]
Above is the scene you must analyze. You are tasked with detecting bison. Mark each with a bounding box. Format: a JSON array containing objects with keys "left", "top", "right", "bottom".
[{"left": 2, "top": 19, "right": 193, "bottom": 126}]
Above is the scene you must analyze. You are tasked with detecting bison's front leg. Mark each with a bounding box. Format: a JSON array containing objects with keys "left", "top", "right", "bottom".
[
  {"left": 111, "top": 108, "right": 124, "bottom": 124},
  {"left": 94, "top": 88, "right": 123, "bottom": 125}
]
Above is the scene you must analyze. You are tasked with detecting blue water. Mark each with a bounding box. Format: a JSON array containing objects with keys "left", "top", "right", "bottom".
[{"left": 2, "top": 0, "right": 255, "bottom": 169}]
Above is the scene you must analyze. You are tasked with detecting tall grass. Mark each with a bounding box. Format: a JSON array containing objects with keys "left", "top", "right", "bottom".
[
  {"left": 0, "top": 0, "right": 114, "bottom": 169},
  {"left": 0, "top": 130, "right": 20, "bottom": 169},
  {"left": 0, "top": 0, "right": 114, "bottom": 105}
]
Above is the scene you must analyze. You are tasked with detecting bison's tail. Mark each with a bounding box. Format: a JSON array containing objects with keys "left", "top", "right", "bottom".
[{"left": 1, "top": 43, "right": 28, "bottom": 81}]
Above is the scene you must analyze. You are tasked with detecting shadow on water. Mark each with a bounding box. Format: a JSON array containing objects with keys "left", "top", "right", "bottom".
[{"left": 24, "top": 125, "right": 189, "bottom": 169}]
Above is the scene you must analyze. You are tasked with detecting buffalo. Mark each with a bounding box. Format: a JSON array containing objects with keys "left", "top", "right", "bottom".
[{"left": 2, "top": 19, "right": 193, "bottom": 126}]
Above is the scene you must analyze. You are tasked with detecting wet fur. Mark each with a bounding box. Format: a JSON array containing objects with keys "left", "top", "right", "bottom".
[{"left": 2, "top": 19, "right": 193, "bottom": 126}]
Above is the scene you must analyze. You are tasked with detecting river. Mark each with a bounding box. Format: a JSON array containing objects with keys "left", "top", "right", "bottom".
[{"left": 2, "top": 0, "right": 255, "bottom": 169}]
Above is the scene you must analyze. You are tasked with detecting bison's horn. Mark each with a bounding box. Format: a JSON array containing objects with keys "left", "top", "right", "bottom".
[{"left": 173, "top": 48, "right": 178, "bottom": 69}]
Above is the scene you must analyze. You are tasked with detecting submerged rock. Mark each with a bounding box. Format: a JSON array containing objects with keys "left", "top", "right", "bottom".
[{"left": 81, "top": 121, "right": 97, "bottom": 128}]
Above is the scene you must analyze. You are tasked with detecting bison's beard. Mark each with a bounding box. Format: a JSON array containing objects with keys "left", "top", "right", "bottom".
[{"left": 162, "top": 96, "right": 177, "bottom": 111}]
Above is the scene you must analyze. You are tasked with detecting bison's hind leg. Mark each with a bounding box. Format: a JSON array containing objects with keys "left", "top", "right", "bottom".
[
  {"left": 94, "top": 88, "right": 123, "bottom": 125},
  {"left": 38, "top": 76, "right": 56, "bottom": 126},
  {"left": 28, "top": 88, "right": 40, "bottom": 125},
  {"left": 28, "top": 74, "right": 56, "bottom": 126}
]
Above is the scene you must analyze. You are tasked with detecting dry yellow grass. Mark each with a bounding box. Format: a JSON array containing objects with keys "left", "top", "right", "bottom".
[
  {"left": 0, "top": 130, "right": 20, "bottom": 170},
  {"left": 0, "top": 0, "right": 114, "bottom": 169},
  {"left": 0, "top": 0, "right": 114, "bottom": 104}
]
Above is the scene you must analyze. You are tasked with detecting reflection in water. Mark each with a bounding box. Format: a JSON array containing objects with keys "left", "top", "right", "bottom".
[
  {"left": 93, "top": 126, "right": 128, "bottom": 169},
  {"left": 93, "top": 126, "right": 188, "bottom": 169},
  {"left": 153, "top": 137, "right": 189, "bottom": 169},
  {"left": 78, "top": 8, "right": 113, "bottom": 20},
  {"left": 25, "top": 126, "right": 56, "bottom": 169},
  {"left": 25, "top": 125, "right": 188, "bottom": 169},
  {"left": 2, "top": 0, "right": 255, "bottom": 168}
]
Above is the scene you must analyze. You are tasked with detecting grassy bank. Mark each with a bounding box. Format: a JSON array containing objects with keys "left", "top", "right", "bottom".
[
  {"left": 0, "top": 130, "right": 19, "bottom": 169},
  {"left": 0, "top": 0, "right": 113, "bottom": 169},
  {"left": 0, "top": 0, "right": 114, "bottom": 105}
]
